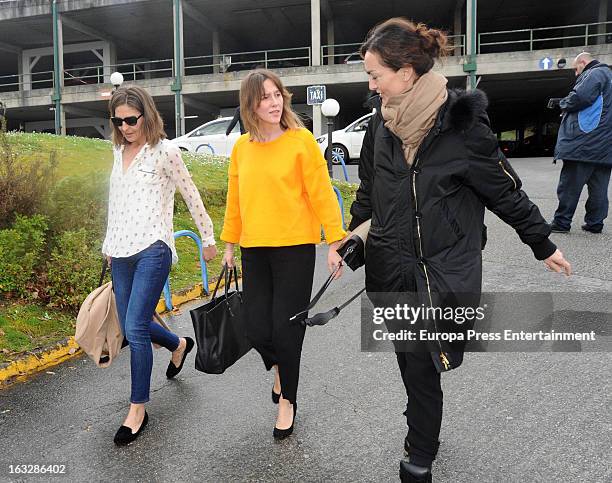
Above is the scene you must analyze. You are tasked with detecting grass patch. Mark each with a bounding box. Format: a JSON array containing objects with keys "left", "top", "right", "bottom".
[
  {"left": 1, "top": 132, "right": 358, "bottom": 359},
  {"left": 0, "top": 302, "right": 75, "bottom": 363}
]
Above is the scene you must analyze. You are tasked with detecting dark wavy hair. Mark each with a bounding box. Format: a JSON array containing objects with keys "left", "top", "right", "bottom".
[{"left": 360, "top": 18, "right": 452, "bottom": 76}]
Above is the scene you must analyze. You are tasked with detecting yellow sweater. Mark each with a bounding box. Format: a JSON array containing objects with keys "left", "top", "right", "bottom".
[{"left": 220, "top": 128, "right": 346, "bottom": 247}]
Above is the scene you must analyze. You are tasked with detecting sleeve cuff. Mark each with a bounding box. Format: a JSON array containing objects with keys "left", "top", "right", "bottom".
[
  {"left": 528, "top": 238, "right": 557, "bottom": 260},
  {"left": 201, "top": 235, "right": 216, "bottom": 247}
]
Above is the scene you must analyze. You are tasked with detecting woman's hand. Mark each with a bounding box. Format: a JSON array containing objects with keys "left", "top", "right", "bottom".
[
  {"left": 328, "top": 240, "right": 344, "bottom": 280},
  {"left": 544, "top": 249, "right": 572, "bottom": 277},
  {"left": 223, "top": 243, "right": 236, "bottom": 268},
  {"left": 202, "top": 245, "right": 217, "bottom": 262}
]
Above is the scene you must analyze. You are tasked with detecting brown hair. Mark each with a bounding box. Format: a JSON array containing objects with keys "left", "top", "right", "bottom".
[
  {"left": 239, "top": 69, "right": 304, "bottom": 142},
  {"left": 360, "top": 18, "right": 451, "bottom": 76},
  {"left": 108, "top": 86, "right": 166, "bottom": 147}
]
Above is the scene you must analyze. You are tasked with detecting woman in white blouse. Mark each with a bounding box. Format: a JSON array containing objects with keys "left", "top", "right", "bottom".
[{"left": 102, "top": 86, "right": 217, "bottom": 446}]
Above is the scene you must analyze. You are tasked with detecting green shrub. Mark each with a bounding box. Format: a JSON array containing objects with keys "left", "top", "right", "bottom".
[
  {"left": 44, "top": 174, "right": 108, "bottom": 237},
  {"left": 0, "top": 215, "right": 48, "bottom": 298},
  {"left": 46, "top": 228, "right": 103, "bottom": 310},
  {"left": 0, "top": 126, "right": 58, "bottom": 228}
]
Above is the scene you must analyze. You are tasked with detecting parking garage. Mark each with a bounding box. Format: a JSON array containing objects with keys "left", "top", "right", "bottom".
[{"left": 0, "top": 0, "right": 611, "bottom": 155}]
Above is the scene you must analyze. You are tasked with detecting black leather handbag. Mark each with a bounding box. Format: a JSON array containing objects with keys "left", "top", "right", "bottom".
[{"left": 190, "top": 264, "right": 251, "bottom": 374}]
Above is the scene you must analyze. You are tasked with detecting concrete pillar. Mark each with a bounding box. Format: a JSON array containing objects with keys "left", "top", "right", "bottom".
[
  {"left": 597, "top": 0, "right": 608, "bottom": 45},
  {"left": 17, "top": 51, "right": 23, "bottom": 93},
  {"left": 102, "top": 41, "right": 117, "bottom": 83},
  {"left": 172, "top": 0, "right": 185, "bottom": 137},
  {"left": 465, "top": 0, "right": 477, "bottom": 90},
  {"left": 212, "top": 30, "right": 220, "bottom": 74},
  {"left": 311, "top": 0, "right": 321, "bottom": 66},
  {"left": 313, "top": 105, "right": 322, "bottom": 137},
  {"left": 454, "top": 0, "right": 465, "bottom": 56},
  {"left": 326, "top": 18, "right": 335, "bottom": 65}
]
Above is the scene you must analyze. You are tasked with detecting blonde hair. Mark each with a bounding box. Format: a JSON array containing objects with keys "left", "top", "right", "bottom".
[
  {"left": 239, "top": 69, "right": 303, "bottom": 141},
  {"left": 108, "top": 86, "right": 166, "bottom": 147}
]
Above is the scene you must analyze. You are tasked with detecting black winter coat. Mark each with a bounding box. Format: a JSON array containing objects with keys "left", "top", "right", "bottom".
[{"left": 349, "top": 89, "right": 557, "bottom": 372}]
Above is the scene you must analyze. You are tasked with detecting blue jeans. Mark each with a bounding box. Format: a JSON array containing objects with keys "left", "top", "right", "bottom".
[
  {"left": 553, "top": 160, "right": 611, "bottom": 230},
  {"left": 111, "top": 240, "right": 179, "bottom": 404}
]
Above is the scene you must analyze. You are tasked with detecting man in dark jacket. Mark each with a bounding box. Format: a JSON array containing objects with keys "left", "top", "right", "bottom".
[{"left": 551, "top": 52, "right": 612, "bottom": 234}]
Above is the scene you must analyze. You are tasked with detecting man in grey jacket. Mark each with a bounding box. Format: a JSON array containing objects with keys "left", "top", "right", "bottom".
[{"left": 551, "top": 52, "right": 612, "bottom": 234}]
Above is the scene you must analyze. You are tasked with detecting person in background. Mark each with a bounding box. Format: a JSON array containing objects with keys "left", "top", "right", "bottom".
[
  {"left": 221, "top": 69, "right": 345, "bottom": 440},
  {"left": 102, "top": 86, "right": 217, "bottom": 446},
  {"left": 351, "top": 18, "right": 571, "bottom": 482},
  {"left": 550, "top": 52, "right": 612, "bottom": 234}
]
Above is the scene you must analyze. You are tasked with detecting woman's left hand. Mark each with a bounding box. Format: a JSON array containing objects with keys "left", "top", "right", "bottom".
[
  {"left": 544, "top": 249, "right": 572, "bottom": 277},
  {"left": 327, "top": 240, "right": 344, "bottom": 280},
  {"left": 202, "top": 245, "right": 218, "bottom": 262}
]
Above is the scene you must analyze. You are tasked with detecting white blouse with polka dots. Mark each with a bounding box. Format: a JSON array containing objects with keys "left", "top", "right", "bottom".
[{"left": 102, "top": 139, "right": 215, "bottom": 264}]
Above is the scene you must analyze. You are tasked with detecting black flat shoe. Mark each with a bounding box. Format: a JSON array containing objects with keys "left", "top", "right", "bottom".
[
  {"left": 166, "top": 337, "right": 194, "bottom": 379},
  {"left": 550, "top": 223, "right": 570, "bottom": 233},
  {"left": 581, "top": 224, "right": 603, "bottom": 233},
  {"left": 114, "top": 411, "right": 148, "bottom": 446},
  {"left": 272, "top": 388, "right": 280, "bottom": 404},
  {"left": 399, "top": 460, "right": 432, "bottom": 483},
  {"left": 273, "top": 402, "right": 297, "bottom": 440}
]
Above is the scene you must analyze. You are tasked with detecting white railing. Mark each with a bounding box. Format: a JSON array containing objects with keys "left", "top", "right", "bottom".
[
  {"left": 478, "top": 21, "right": 611, "bottom": 53},
  {"left": 0, "top": 22, "right": 609, "bottom": 93}
]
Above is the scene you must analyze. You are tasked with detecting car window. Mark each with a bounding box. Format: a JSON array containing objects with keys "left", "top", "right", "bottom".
[
  {"left": 189, "top": 120, "right": 229, "bottom": 137},
  {"left": 230, "top": 121, "right": 240, "bottom": 134},
  {"left": 347, "top": 117, "right": 370, "bottom": 133}
]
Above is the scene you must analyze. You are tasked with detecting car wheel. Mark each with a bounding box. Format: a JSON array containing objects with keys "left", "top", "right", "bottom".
[{"left": 326, "top": 144, "right": 349, "bottom": 165}]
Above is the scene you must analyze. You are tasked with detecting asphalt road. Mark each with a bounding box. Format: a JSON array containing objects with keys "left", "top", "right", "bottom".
[{"left": 0, "top": 158, "right": 610, "bottom": 482}]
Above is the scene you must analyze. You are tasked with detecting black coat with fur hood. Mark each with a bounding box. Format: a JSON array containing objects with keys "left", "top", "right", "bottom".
[{"left": 349, "top": 89, "right": 556, "bottom": 372}]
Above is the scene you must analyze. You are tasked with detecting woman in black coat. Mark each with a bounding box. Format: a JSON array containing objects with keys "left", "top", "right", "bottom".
[{"left": 349, "top": 18, "right": 572, "bottom": 482}]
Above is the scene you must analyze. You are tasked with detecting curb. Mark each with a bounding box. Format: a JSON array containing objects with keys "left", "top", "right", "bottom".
[{"left": 0, "top": 277, "right": 229, "bottom": 388}]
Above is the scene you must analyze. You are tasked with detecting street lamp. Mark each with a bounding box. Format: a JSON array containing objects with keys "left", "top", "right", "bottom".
[
  {"left": 321, "top": 98, "right": 340, "bottom": 178},
  {"left": 110, "top": 72, "right": 124, "bottom": 92}
]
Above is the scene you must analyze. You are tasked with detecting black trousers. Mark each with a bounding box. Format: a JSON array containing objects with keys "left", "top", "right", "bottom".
[
  {"left": 396, "top": 351, "right": 443, "bottom": 467},
  {"left": 240, "top": 244, "right": 316, "bottom": 404}
]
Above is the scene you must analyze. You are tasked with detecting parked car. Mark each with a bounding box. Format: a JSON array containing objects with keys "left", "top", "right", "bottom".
[
  {"left": 316, "top": 112, "right": 373, "bottom": 164},
  {"left": 170, "top": 117, "right": 241, "bottom": 156}
]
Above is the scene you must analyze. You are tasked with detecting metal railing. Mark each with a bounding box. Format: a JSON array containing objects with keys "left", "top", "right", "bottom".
[
  {"left": 185, "top": 47, "right": 311, "bottom": 75},
  {"left": 163, "top": 229, "right": 209, "bottom": 311},
  {"left": 321, "top": 35, "right": 466, "bottom": 63},
  {"left": 0, "top": 22, "right": 609, "bottom": 93},
  {"left": 478, "top": 21, "right": 612, "bottom": 54}
]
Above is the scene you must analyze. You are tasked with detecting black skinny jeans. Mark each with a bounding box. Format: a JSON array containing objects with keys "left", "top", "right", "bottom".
[
  {"left": 240, "top": 244, "right": 315, "bottom": 404},
  {"left": 396, "top": 351, "right": 443, "bottom": 467}
]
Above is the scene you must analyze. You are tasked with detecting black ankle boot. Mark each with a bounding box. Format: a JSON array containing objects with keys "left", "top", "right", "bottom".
[{"left": 399, "top": 459, "right": 432, "bottom": 483}]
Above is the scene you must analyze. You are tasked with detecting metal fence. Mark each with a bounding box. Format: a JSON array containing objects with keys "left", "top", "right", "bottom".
[
  {"left": 478, "top": 21, "right": 612, "bottom": 54},
  {"left": 320, "top": 35, "right": 466, "bottom": 64},
  {"left": 0, "top": 22, "right": 609, "bottom": 93}
]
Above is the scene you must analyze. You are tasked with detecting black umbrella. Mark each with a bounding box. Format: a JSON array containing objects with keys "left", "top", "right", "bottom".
[{"left": 289, "top": 220, "right": 370, "bottom": 327}]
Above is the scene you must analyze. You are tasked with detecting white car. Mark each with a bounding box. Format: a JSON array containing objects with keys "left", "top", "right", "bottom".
[
  {"left": 170, "top": 117, "right": 241, "bottom": 157},
  {"left": 316, "top": 112, "right": 373, "bottom": 164}
]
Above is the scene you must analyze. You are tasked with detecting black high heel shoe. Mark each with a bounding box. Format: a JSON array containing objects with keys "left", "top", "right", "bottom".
[
  {"left": 273, "top": 402, "right": 297, "bottom": 440},
  {"left": 166, "top": 337, "right": 194, "bottom": 379},
  {"left": 272, "top": 388, "right": 280, "bottom": 404},
  {"left": 399, "top": 460, "right": 432, "bottom": 483},
  {"left": 114, "top": 411, "right": 148, "bottom": 446}
]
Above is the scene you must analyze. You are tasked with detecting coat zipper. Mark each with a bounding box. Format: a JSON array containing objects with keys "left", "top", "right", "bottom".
[
  {"left": 411, "top": 159, "right": 449, "bottom": 370},
  {"left": 498, "top": 160, "right": 517, "bottom": 190}
]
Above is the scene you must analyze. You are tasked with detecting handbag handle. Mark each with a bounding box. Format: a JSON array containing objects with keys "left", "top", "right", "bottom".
[
  {"left": 99, "top": 258, "right": 109, "bottom": 287},
  {"left": 224, "top": 264, "right": 239, "bottom": 297},
  {"left": 210, "top": 264, "right": 240, "bottom": 301},
  {"left": 210, "top": 264, "right": 227, "bottom": 301}
]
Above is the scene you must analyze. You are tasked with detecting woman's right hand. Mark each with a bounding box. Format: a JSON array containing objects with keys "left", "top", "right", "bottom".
[{"left": 223, "top": 243, "right": 236, "bottom": 268}]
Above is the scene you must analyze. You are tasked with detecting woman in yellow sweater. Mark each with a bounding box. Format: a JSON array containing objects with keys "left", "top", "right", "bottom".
[{"left": 221, "top": 69, "right": 346, "bottom": 439}]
